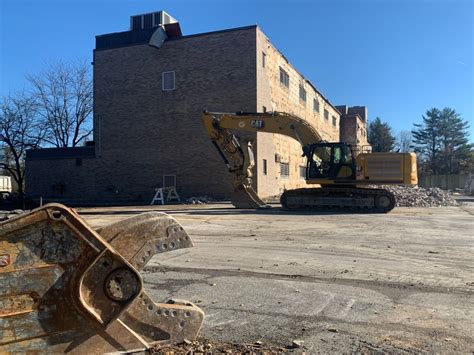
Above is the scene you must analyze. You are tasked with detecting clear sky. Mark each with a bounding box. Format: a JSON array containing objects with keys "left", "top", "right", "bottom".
[{"left": 1, "top": 0, "right": 473, "bottom": 139}]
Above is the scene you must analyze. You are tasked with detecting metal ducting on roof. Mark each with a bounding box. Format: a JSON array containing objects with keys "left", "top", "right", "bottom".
[{"left": 130, "top": 11, "right": 178, "bottom": 30}]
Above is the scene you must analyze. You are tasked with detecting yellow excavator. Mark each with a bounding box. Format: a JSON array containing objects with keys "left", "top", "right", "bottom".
[{"left": 202, "top": 111, "right": 417, "bottom": 213}]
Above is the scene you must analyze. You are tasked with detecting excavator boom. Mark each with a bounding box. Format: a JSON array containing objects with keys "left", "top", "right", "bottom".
[{"left": 202, "top": 111, "right": 322, "bottom": 209}]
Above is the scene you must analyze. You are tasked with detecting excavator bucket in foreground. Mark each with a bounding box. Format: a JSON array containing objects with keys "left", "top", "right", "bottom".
[{"left": 0, "top": 204, "right": 203, "bottom": 353}]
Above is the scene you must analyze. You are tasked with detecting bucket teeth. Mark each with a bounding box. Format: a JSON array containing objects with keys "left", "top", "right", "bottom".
[
  {"left": 0, "top": 204, "right": 203, "bottom": 353},
  {"left": 98, "top": 212, "right": 194, "bottom": 270},
  {"left": 98, "top": 212, "right": 204, "bottom": 347}
]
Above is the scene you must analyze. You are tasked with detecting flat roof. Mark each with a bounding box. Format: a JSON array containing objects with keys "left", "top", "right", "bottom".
[{"left": 95, "top": 25, "right": 257, "bottom": 51}]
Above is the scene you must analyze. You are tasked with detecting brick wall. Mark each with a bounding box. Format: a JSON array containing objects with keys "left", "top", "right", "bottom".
[{"left": 27, "top": 26, "right": 258, "bottom": 203}]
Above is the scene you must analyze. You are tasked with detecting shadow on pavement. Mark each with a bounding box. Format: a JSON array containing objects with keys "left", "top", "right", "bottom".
[{"left": 78, "top": 205, "right": 385, "bottom": 217}]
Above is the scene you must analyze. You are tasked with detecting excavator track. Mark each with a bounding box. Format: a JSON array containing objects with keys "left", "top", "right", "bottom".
[{"left": 280, "top": 187, "right": 396, "bottom": 213}]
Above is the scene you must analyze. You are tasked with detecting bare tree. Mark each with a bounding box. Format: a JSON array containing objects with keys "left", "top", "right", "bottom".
[
  {"left": 396, "top": 130, "right": 412, "bottom": 153},
  {"left": 0, "top": 93, "right": 44, "bottom": 196},
  {"left": 28, "top": 61, "right": 93, "bottom": 147}
]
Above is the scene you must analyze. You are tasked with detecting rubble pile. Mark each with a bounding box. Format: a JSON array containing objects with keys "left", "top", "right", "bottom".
[
  {"left": 185, "top": 196, "right": 215, "bottom": 204},
  {"left": 380, "top": 185, "right": 459, "bottom": 207}
]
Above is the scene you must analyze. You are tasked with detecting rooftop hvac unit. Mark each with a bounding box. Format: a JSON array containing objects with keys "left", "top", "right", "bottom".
[{"left": 130, "top": 11, "right": 177, "bottom": 30}]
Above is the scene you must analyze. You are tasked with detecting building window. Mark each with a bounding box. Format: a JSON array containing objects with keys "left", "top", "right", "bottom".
[
  {"left": 262, "top": 52, "right": 266, "bottom": 68},
  {"left": 324, "top": 109, "right": 329, "bottom": 121},
  {"left": 299, "top": 85, "right": 306, "bottom": 103},
  {"left": 299, "top": 166, "right": 306, "bottom": 179},
  {"left": 279, "top": 67, "right": 289, "bottom": 88},
  {"left": 313, "top": 99, "right": 319, "bottom": 113},
  {"left": 280, "top": 162, "right": 289, "bottom": 178},
  {"left": 332, "top": 116, "right": 337, "bottom": 126},
  {"left": 162, "top": 71, "right": 175, "bottom": 91},
  {"left": 262, "top": 106, "right": 267, "bottom": 113},
  {"left": 263, "top": 159, "right": 267, "bottom": 175}
]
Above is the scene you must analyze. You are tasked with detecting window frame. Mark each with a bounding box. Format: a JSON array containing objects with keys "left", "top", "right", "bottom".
[
  {"left": 162, "top": 71, "right": 176, "bottom": 91},
  {"left": 299, "top": 165, "right": 306, "bottom": 179},
  {"left": 299, "top": 84, "right": 307, "bottom": 103},
  {"left": 313, "top": 99, "right": 320, "bottom": 113},
  {"left": 280, "top": 162, "right": 290, "bottom": 178},
  {"left": 279, "top": 67, "right": 290, "bottom": 88}
]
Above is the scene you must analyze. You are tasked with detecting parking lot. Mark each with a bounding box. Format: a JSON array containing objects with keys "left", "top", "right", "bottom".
[{"left": 80, "top": 202, "right": 474, "bottom": 353}]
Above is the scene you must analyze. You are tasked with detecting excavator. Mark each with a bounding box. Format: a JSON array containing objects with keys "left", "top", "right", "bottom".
[{"left": 202, "top": 111, "right": 417, "bottom": 213}]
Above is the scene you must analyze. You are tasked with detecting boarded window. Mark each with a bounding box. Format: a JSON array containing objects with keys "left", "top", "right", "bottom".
[
  {"left": 280, "top": 162, "right": 289, "bottom": 177},
  {"left": 299, "top": 85, "right": 306, "bottom": 102},
  {"left": 279, "top": 67, "right": 289, "bottom": 88},
  {"left": 263, "top": 159, "right": 267, "bottom": 175},
  {"left": 162, "top": 71, "right": 175, "bottom": 91},
  {"left": 324, "top": 109, "right": 329, "bottom": 120},
  {"left": 313, "top": 99, "right": 319, "bottom": 113}
]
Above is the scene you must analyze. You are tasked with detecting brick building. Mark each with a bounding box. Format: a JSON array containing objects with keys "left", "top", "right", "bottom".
[
  {"left": 26, "top": 11, "right": 368, "bottom": 204},
  {"left": 336, "top": 105, "right": 369, "bottom": 147}
]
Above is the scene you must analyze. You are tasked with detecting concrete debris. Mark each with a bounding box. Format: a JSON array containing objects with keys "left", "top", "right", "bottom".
[
  {"left": 151, "top": 339, "right": 287, "bottom": 354},
  {"left": 291, "top": 340, "right": 305, "bottom": 348},
  {"left": 0, "top": 209, "right": 25, "bottom": 221},
  {"left": 185, "top": 196, "right": 215, "bottom": 204},
  {"left": 376, "top": 185, "right": 459, "bottom": 207}
]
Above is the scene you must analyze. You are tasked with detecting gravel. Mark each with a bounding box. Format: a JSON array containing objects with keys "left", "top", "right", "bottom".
[
  {"left": 378, "top": 185, "right": 459, "bottom": 207},
  {"left": 150, "top": 339, "right": 290, "bottom": 354}
]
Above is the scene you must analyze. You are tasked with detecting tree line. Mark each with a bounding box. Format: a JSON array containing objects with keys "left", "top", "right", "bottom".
[
  {"left": 0, "top": 61, "right": 93, "bottom": 196},
  {"left": 368, "top": 109, "right": 472, "bottom": 175}
]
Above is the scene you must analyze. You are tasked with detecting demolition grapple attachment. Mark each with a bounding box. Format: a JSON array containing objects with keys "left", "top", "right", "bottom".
[{"left": 0, "top": 203, "right": 203, "bottom": 353}]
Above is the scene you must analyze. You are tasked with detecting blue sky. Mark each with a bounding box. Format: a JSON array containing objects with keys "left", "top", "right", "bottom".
[{"left": 1, "top": 0, "right": 473, "bottom": 139}]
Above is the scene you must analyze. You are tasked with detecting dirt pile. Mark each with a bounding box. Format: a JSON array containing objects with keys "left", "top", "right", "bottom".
[{"left": 380, "top": 186, "right": 459, "bottom": 207}]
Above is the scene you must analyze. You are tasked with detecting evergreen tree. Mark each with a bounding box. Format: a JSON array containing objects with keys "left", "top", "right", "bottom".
[
  {"left": 368, "top": 117, "right": 396, "bottom": 152},
  {"left": 412, "top": 108, "right": 441, "bottom": 174},
  {"left": 412, "top": 107, "right": 471, "bottom": 174}
]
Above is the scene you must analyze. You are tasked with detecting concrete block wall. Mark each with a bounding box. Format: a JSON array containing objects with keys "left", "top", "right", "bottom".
[
  {"left": 256, "top": 28, "right": 340, "bottom": 197},
  {"left": 336, "top": 105, "right": 369, "bottom": 148}
]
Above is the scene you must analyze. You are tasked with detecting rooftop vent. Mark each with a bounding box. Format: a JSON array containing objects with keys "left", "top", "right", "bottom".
[{"left": 130, "top": 11, "right": 177, "bottom": 31}]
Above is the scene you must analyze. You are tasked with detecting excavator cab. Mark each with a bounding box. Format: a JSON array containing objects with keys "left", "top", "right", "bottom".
[{"left": 307, "top": 142, "right": 356, "bottom": 181}]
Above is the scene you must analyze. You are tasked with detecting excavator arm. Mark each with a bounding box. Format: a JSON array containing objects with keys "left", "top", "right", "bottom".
[{"left": 202, "top": 111, "right": 323, "bottom": 208}]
